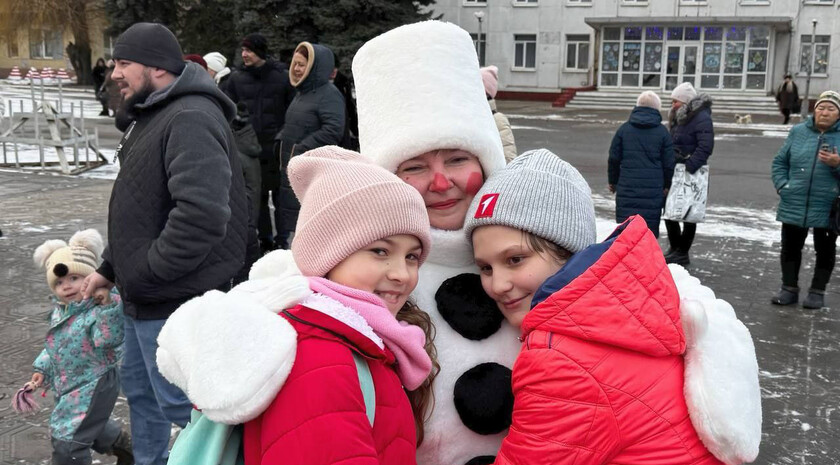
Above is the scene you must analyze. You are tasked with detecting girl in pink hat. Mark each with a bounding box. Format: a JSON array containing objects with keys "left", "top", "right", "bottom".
[{"left": 156, "top": 146, "right": 438, "bottom": 465}]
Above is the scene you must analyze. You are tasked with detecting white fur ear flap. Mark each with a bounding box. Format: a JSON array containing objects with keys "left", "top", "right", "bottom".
[
  {"left": 249, "top": 249, "right": 301, "bottom": 280},
  {"left": 675, "top": 266, "right": 762, "bottom": 465},
  {"left": 157, "top": 289, "right": 298, "bottom": 424},
  {"left": 69, "top": 229, "right": 105, "bottom": 259},
  {"left": 33, "top": 240, "right": 68, "bottom": 268},
  {"left": 230, "top": 276, "right": 312, "bottom": 314}
]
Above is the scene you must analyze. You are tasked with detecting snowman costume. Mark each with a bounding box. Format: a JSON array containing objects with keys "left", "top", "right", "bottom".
[{"left": 353, "top": 21, "right": 521, "bottom": 465}]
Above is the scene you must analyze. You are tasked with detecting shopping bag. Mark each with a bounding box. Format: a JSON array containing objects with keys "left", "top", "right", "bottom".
[{"left": 664, "top": 164, "right": 709, "bottom": 223}]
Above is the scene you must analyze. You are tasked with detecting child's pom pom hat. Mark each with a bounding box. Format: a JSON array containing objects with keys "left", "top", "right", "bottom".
[{"left": 33, "top": 229, "right": 104, "bottom": 289}]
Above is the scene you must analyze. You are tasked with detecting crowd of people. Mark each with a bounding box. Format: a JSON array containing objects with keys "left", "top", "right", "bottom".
[{"left": 24, "top": 16, "right": 840, "bottom": 465}]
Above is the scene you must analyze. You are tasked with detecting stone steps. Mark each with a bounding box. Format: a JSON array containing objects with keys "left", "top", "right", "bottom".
[{"left": 564, "top": 90, "right": 779, "bottom": 115}]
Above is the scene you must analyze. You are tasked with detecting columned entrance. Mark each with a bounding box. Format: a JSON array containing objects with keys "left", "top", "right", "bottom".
[{"left": 595, "top": 24, "right": 775, "bottom": 92}]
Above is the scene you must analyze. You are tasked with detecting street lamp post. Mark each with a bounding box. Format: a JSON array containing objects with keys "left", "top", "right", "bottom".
[
  {"left": 803, "top": 19, "right": 817, "bottom": 117},
  {"left": 474, "top": 11, "right": 485, "bottom": 66}
]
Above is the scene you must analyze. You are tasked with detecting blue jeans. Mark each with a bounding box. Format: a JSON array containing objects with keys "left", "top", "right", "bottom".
[{"left": 121, "top": 316, "right": 192, "bottom": 465}]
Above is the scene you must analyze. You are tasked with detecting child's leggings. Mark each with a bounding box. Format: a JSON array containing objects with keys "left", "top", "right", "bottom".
[{"left": 51, "top": 368, "right": 122, "bottom": 465}]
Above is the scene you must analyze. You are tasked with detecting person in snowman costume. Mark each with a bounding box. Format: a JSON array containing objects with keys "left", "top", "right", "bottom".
[{"left": 352, "top": 21, "right": 521, "bottom": 465}]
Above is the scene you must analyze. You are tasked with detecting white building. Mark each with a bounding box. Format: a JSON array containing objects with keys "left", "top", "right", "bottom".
[{"left": 431, "top": 0, "right": 840, "bottom": 97}]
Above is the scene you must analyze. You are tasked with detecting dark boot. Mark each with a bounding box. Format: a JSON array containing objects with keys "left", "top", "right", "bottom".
[
  {"left": 802, "top": 289, "right": 825, "bottom": 309},
  {"left": 771, "top": 286, "right": 799, "bottom": 306},
  {"left": 110, "top": 430, "right": 134, "bottom": 465},
  {"left": 666, "top": 250, "right": 690, "bottom": 266}
]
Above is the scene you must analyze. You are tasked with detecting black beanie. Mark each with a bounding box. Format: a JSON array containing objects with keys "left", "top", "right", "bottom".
[
  {"left": 113, "top": 23, "right": 185, "bottom": 75},
  {"left": 241, "top": 33, "right": 268, "bottom": 59}
]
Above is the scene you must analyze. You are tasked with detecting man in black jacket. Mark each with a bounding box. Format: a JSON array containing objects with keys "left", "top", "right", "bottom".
[
  {"left": 81, "top": 23, "right": 248, "bottom": 465},
  {"left": 225, "top": 33, "right": 295, "bottom": 252}
]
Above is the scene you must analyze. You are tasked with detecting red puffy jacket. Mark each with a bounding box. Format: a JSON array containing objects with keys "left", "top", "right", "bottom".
[
  {"left": 496, "top": 217, "right": 723, "bottom": 465},
  {"left": 243, "top": 304, "right": 417, "bottom": 465}
]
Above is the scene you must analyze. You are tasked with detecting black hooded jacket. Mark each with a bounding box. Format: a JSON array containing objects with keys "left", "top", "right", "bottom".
[
  {"left": 225, "top": 59, "right": 295, "bottom": 149},
  {"left": 99, "top": 62, "right": 249, "bottom": 319},
  {"left": 274, "top": 43, "right": 346, "bottom": 232}
]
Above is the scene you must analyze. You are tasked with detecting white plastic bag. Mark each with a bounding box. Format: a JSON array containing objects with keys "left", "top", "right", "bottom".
[{"left": 664, "top": 164, "right": 709, "bottom": 223}]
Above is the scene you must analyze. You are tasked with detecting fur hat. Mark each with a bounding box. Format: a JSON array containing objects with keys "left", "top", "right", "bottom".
[
  {"left": 352, "top": 21, "right": 505, "bottom": 177},
  {"left": 289, "top": 146, "right": 431, "bottom": 277},
  {"left": 464, "top": 149, "right": 596, "bottom": 254},
  {"left": 112, "top": 23, "right": 185, "bottom": 75},
  {"left": 480, "top": 66, "right": 499, "bottom": 99},
  {"left": 241, "top": 33, "right": 268, "bottom": 60},
  {"left": 671, "top": 82, "right": 698, "bottom": 104},
  {"left": 815, "top": 90, "right": 840, "bottom": 113},
  {"left": 203, "top": 52, "right": 227, "bottom": 73},
  {"left": 33, "top": 229, "right": 104, "bottom": 289}
]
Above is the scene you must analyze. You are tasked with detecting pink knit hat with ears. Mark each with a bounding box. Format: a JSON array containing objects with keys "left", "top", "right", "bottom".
[
  {"left": 480, "top": 65, "right": 499, "bottom": 98},
  {"left": 289, "top": 146, "right": 431, "bottom": 277}
]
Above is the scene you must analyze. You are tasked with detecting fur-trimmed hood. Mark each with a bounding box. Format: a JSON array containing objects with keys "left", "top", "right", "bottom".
[{"left": 674, "top": 93, "right": 713, "bottom": 126}]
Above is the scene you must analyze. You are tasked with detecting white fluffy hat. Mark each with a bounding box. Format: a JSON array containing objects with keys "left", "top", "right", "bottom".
[
  {"left": 203, "top": 52, "right": 227, "bottom": 73},
  {"left": 352, "top": 21, "right": 505, "bottom": 177}
]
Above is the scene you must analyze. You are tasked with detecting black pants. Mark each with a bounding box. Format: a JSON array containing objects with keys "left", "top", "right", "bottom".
[
  {"left": 256, "top": 145, "right": 290, "bottom": 248},
  {"left": 781, "top": 108, "right": 791, "bottom": 125},
  {"left": 780, "top": 223, "right": 837, "bottom": 291},
  {"left": 665, "top": 220, "right": 697, "bottom": 252}
]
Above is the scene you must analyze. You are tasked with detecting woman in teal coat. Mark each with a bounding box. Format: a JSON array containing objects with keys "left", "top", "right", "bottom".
[{"left": 771, "top": 90, "right": 840, "bottom": 309}]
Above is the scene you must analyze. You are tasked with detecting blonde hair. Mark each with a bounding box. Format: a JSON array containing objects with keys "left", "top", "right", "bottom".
[{"left": 396, "top": 299, "right": 439, "bottom": 446}]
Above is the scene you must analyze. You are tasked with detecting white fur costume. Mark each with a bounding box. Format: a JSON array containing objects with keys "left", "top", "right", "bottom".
[{"left": 354, "top": 21, "right": 517, "bottom": 465}]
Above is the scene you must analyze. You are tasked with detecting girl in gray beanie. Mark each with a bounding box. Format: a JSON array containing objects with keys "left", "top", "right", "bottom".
[{"left": 464, "top": 149, "right": 727, "bottom": 465}]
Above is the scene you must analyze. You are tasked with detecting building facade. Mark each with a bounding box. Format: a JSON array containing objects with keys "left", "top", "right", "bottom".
[
  {"left": 0, "top": 7, "right": 112, "bottom": 77},
  {"left": 431, "top": 0, "right": 840, "bottom": 96}
]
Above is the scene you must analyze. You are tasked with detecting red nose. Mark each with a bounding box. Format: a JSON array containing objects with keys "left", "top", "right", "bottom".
[{"left": 430, "top": 172, "right": 449, "bottom": 192}]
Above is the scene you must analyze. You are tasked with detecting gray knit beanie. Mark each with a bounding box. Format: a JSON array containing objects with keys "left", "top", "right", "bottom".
[{"left": 464, "top": 149, "right": 596, "bottom": 254}]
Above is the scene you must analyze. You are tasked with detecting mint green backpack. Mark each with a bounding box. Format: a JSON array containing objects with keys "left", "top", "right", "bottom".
[{"left": 168, "top": 352, "right": 375, "bottom": 465}]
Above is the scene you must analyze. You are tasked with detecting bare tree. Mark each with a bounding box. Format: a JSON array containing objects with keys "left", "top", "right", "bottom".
[{"left": 0, "top": 0, "right": 104, "bottom": 85}]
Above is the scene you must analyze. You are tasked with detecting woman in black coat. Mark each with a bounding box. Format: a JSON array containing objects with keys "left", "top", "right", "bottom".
[
  {"left": 665, "top": 82, "right": 714, "bottom": 266},
  {"left": 273, "top": 42, "right": 346, "bottom": 247},
  {"left": 776, "top": 74, "right": 800, "bottom": 125},
  {"left": 91, "top": 58, "right": 109, "bottom": 116}
]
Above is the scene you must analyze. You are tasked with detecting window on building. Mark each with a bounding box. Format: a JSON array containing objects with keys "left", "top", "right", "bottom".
[
  {"left": 566, "top": 34, "right": 590, "bottom": 70},
  {"left": 800, "top": 35, "right": 831, "bottom": 74},
  {"left": 463, "top": 0, "right": 487, "bottom": 4},
  {"left": 513, "top": 34, "right": 537, "bottom": 70},
  {"left": 514, "top": 0, "right": 538, "bottom": 3},
  {"left": 29, "top": 29, "right": 63, "bottom": 59},
  {"left": 470, "top": 33, "right": 486, "bottom": 67},
  {"left": 7, "top": 33, "right": 19, "bottom": 58},
  {"left": 567, "top": 0, "right": 592, "bottom": 4}
]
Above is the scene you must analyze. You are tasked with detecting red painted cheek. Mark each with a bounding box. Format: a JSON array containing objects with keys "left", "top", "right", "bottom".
[
  {"left": 465, "top": 171, "right": 484, "bottom": 196},
  {"left": 431, "top": 172, "right": 450, "bottom": 192}
]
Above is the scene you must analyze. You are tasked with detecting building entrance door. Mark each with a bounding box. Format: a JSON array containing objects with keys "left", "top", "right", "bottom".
[{"left": 665, "top": 44, "right": 698, "bottom": 91}]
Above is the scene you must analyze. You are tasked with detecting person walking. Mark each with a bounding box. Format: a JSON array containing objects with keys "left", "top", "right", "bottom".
[
  {"left": 92, "top": 58, "right": 109, "bottom": 116},
  {"left": 80, "top": 23, "right": 249, "bottom": 465},
  {"left": 776, "top": 74, "right": 800, "bottom": 125},
  {"left": 273, "top": 42, "right": 346, "bottom": 247},
  {"left": 609, "top": 91, "right": 675, "bottom": 237},
  {"left": 771, "top": 90, "right": 840, "bottom": 309},
  {"left": 225, "top": 33, "right": 295, "bottom": 253},
  {"left": 664, "top": 82, "right": 714, "bottom": 266}
]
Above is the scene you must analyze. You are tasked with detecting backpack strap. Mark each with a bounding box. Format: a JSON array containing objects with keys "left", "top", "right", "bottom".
[{"left": 351, "top": 351, "right": 376, "bottom": 427}]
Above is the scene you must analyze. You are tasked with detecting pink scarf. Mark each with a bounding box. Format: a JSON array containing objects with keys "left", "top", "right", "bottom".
[{"left": 308, "top": 277, "right": 432, "bottom": 390}]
